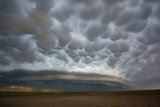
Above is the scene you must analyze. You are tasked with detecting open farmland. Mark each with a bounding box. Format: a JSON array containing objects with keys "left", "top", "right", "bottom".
[{"left": 0, "top": 90, "right": 160, "bottom": 107}]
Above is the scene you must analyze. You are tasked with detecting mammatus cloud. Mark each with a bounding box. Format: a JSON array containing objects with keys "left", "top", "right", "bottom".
[{"left": 0, "top": 0, "right": 160, "bottom": 89}]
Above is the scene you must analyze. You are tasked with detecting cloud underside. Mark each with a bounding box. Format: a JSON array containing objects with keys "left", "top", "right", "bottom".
[
  {"left": 0, "top": 69, "right": 129, "bottom": 92},
  {"left": 0, "top": 0, "right": 160, "bottom": 88}
]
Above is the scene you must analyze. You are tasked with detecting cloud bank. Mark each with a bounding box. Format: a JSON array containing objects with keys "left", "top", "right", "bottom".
[
  {"left": 0, "top": 69, "right": 130, "bottom": 92},
  {"left": 0, "top": 0, "right": 160, "bottom": 89}
]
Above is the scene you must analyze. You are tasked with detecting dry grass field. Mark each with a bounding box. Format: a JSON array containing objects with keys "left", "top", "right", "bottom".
[{"left": 0, "top": 90, "right": 160, "bottom": 107}]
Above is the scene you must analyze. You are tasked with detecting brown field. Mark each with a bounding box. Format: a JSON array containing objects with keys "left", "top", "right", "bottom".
[{"left": 0, "top": 90, "right": 160, "bottom": 107}]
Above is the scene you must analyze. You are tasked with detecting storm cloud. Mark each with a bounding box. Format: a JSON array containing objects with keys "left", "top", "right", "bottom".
[{"left": 0, "top": 0, "right": 160, "bottom": 90}]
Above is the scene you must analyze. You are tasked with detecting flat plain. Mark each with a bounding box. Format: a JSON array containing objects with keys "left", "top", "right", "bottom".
[{"left": 0, "top": 90, "right": 160, "bottom": 107}]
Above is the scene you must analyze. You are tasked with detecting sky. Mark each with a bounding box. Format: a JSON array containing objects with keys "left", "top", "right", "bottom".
[{"left": 0, "top": 0, "right": 160, "bottom": 91}]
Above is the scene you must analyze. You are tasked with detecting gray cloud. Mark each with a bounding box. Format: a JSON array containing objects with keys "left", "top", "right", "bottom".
[
  {"left": 0, "top": 0, "right": 22, "bottom": 15},
  {"left": 80, "top": 5, "right": 101, "bottom": 20},
  {"left": 68, "top": 39, "right": 82, "bottom": 50},
  {"left": 0, "top": 69, "right": 130, "bottom": 92},
  {"left": 0, "top": 35, "right": 44, "bottom": 64},
  {"left": 115, "top": 10, "right": 133, "bottom": 26},
  {"left": 0, "top": 0, "right": 160, "bottom": 90},
  {"left": 103, "top": 0, "right": 125, "bottom": 5},
  {"left": 92, "top": 42, "right": 104, "bottom": 51},
  {"left": 84, "top": 44, "right": 94, "bottom": 53},
  {"left": 0, "top": 14, "right": 37, "bottom": 35},
  {"left": 124, "top": 19, "right": 147, "bottom": 33},
  {"left": 71, "top": 0, "right": 97, "bottom": 6},
  {"left": 107, "top": 56, "right": 119, "bottom": 68},
  {"left": 57, "top": 32, "right": 71, "bottom": 46},
  {"left": 86, "top": 23, "right": 106, "bottom": 41},
  {"left": 52, "top": 1, "right": 74, "bottom": 22},
  {"left": 109, "top": 41, "right": 129, "bottom": 53},
  {"left": 35, "top": 0, "right": 54, "bottom": 14},
  {"left": 109, "top": 28, "right": 124, "bottom": 41}
]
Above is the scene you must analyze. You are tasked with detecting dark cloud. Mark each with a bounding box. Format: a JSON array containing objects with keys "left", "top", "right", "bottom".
[
  {"left": 57, "top": 32, "right": 71, "bottom": 46},
  {"left": 144, "top": 0, "right": 160, "bottom": 3},
  {"left": 0, "top": 0, "right": 160, "bottom": 90},
  {"left": 109, "top": 28, "right": 124, "bottom": 41},
  {"left": 115, "top": 10, "right": 133, "bottom": 26},
  {"left": 84, "top": 44, "right": 94, "bottom": 53},
  {"left": 52, "top": 1, "right": 74, "bottom": 22},
  {"left": 0, "top": 0, "right": 21, "bottom": 15},
  {"left": 78, "top": 50, "right": 88, "bottom": 57},
  {"left": 68, "top": 39, "right": 82, "bottom": 50},
  {"left": 137, "top": 3, "right": 152, "bottom": 20},
  {"left": 71, "top": 0, "right": 97, "bottom": 6},
  {"left": 109, "top": 41, "right": 129, "bottom": 53},
  {"left": 66, "top": 50, "right": 78, "bottom": 59},
  {"left": 109, "top": 4, "right": 124, "bottom": 22},
  {"left": 92, "top": 42, "right": 104, "bottom": 51},
  {"left": 80, "top": 6, "right": 101, "bottom": 20},
  {"left": 0, "top": 51, "right": 10, "bottom": 65},
  {"left": 103, "top": 0, "right": 125, "bottom": 5},
  {"left": 86, "top": 23, "right": 105, "bottom": 41},
  {"left": 0, "top": 14, "right": 37, "bottom": 35},
  {"left": 0, "top": 35, "right": 44, "bottom": 63},
  {"left": 35, "top": 0, "right": 54, "bottom": 14},
  {"left": 124, "top": 19, "right": 147, "bottom": 33},
  {"left": 101, "top": 12, "right": 110, "bottom": 25},
  {"left": 107, "top": 56, "right": 119, "bottom": 68},
  {"left": 0, "top": 69, "right": 130, "bottom": 92},
  {"left": 137, "top": 22, "right": 160, "bottom": 45},
  {"left": 35, "top": 32, "right": 57, "bottom": 52}
]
